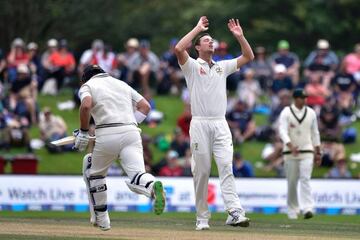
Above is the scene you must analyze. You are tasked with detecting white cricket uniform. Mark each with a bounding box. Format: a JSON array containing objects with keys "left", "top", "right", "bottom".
[
  {"left": 180, "top": 57, "right": 243, "bottom": 221},
  {"left": 278, "top": 104, "right": 321, "bottom": 216},
  {"left": 79, "top": 73, "right": 146, "bottom": 178},
  {"left": 79, "top": 73, "right": 159, "bottom": 220}
]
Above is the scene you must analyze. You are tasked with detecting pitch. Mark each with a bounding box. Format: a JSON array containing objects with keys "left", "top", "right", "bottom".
[{"left": 0, "top": 211, "right": 359, "bottom": 240}]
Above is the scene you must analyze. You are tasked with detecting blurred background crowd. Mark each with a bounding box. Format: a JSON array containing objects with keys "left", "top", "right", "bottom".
[{"left": 0, "top": 34, "right": 359, "bottom": 179}]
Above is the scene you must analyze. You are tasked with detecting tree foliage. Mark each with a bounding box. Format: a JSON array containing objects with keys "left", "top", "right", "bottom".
[{"left": 0, "top": 0, "right": 359, "bottom": 58}]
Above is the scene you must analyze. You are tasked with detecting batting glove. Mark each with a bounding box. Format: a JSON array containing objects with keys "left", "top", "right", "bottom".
[{"left": 73, "top": 129, "right": 89, "bottom": 152}]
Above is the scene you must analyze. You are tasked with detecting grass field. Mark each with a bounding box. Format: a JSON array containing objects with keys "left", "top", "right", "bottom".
[
  {"left": 1, "top": 89, "right": 360, "bottom": 177},
  {"left": 0, "top": 211, "right": 359, "bottom": 240}
]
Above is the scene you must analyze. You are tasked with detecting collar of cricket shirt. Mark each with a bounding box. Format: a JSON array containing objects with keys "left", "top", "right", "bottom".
[
  {"left": 290, "top": 104, "right": 307, "bottom": 124},
  {"left": 197, "top": 57, "right": 216, "bottom": 67}
]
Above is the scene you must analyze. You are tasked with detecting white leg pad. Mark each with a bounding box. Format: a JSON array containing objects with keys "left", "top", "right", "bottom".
[
  {"left": 89, "top": 176, "right": 108, "bottom": 212},
  {"left": 82, "top": 153, "right": 96, "bottom": 224},
  {"left": 125, "top": 172, "right": 155, "bottom": 198}
]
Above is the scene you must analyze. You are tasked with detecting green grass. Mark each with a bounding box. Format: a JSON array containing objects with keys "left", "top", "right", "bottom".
[
  {"left": 1, "top": 89, "right": 359, "bottom": 177},
  {"left": 0, "top": 211, "right": 359, "bottom": 240}
]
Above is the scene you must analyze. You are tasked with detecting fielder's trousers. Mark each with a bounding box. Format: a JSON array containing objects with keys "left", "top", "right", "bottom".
[{"left": 285, "top": 157, "right": 315, "bottom": 215}]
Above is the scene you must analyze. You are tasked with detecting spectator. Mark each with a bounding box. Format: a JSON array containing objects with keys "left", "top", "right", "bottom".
[
  {"left": 271, "top": 64, "right": 293, "bottom": 105},
  {"left": 78, "top": 39, "right": 104, "bottom": 78},
  {"left": 304, "top": 39, "right": 339, "bottom": 87},
  {"left": 325, "top": 159, "right": 352, "bottom": 178},
  {"left": 96, "top": 45, "right": 119, "bottom": 77},
  {"left": 7, "top": 38, "right": 29, "bottom": 82},
  {"left": 232, "top": 152, "right": 254, "bottom": 177},
  {"left": 9, "top": 64, "right": 37, "bottom": 124},
  {"left": 318, "top": 101, "right": 347, "bottom": 167},
  {"left": 38, "top": 107, "right": 72, "bottom": 153},
  {"left": 117, "top": 38, "right": 139, "bottom": 82},
  {"left": 48, "top": 39, "right": 76, "bottom": 91},
  {"left": 268, "top": 89, "right": 291, "bottom": 127},
  {"left": 305, "top": 72, "right": 330, "bottom": 112},
  {"left": 143, "top": 91, "right": 164, "bottom": 127},
  {"left": 332, "top": 65, "right": 357, "bottom": 115},
  {"left": 270, "top": 40, "right": 300, "bottom": 85},
  {"left": 261, "top": 134, "right": 284, "bottom": 177},
  {"left": 127, "top": 40, "right": 160, "bottom": 92},
  {"left": 321, "top": 141, "right": 346, "bottom": 167},
  {"left": 236, "top": 68, "right": 261, "bottom": 110},
  {"left": 226, "top": 100, "right": 256, "bottom": 144},
  {"left": 27, "top": 42, "right": 43, "bottom": 89},
  {"left": 158, "top": 38, "right": 184, "bottom": 95},
  {"left": 170, "top": 128, "right": 190, "bottom": 157},
  {"left": 342, "top": 43, "right": 360, "bottom": 77},
  {"left": 0, "top": 48, "right": 6, "bottom": 81},
  {"left": 0, "top": 107, "right": 31, "bottom": 152},
  {"left": 319, "top": 101, "right": 342, "bottom": 141},
  {"left": 177, "top": 103, "right": 191, "bottom": 139},
  {"left": 250, "top": 46, "right": 273, "bottom": 90},
  {"left": 158, "top": 150, "right": 183, "bottom": 176},
  {"left": 213, "top": 41, "right": 233, "bottom": 61}
]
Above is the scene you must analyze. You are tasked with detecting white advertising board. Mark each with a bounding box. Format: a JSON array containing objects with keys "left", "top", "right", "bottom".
[{"left": 0, "top": 176, "right": 359, "bottom": 214}]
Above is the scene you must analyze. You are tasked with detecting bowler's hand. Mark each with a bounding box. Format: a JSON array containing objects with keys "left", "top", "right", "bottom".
[
  {"left": 196, "top": 16, "right": 209, "bottom": 31},
  {"left": 73, "top": 129, "right": 89, "bottom": 152},
  {"left": 228, "top": 18, "right": 244, "bottom": 37}
]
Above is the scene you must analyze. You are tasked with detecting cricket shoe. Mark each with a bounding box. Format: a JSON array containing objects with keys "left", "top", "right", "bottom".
[
  {"left": 195, "top": 219, "right": 210, "bottom": 231},
  {"left": 93, "top": 211, "right": 111, "bottom": 231},
  {"left": 226, "top": 209, "right": 250, "bottom": 227},
  {"left": 304, "top": 211, "right": 314, "bottom": 219},
  {"left": 287, "top": 212, "right": 298, "bottom": 220},
  {"left": 153, "top": 181, "right": 166, "bottom": 215}
]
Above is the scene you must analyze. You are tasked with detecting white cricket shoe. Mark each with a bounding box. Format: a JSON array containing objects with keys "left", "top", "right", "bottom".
[
  {"left": 225, "top": 209, "right": 250, "bottom": 227},
  {"left": 287, "top": 212, "right": 298, "bottom": 220},
  {"left": 195, "top": 219, "right": 210, "bottom": 231},
  {"left": 94, "top": 211, "right": 111, "bottom": 231}
]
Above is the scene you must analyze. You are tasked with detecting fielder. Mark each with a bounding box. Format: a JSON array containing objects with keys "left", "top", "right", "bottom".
[
  {"left": 174, "top": 16, "right": 254, "bottom": 230},
  {"left": 278, "top": 88, "right": 321, "bottom": 219},
  {"left": 74, "top": 65, "right": 165, "bottom": 231}
]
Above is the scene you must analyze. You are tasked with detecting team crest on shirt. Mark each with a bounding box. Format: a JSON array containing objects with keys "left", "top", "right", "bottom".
[
  {"left": 289, "top": 122, "right": 296, "bottom": 128},
  {"left": 215, "top": 66, "right": 223, "bottom": 74},
  {"left": 200, "top": 67, "right": 206, "bottom": 75}
]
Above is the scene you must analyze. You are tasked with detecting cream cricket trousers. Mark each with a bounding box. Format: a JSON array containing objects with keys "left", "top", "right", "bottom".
[
  {"left": 190, "top": 117, "right": 243, "bottom": 221},
  {"left": 89, "top": 128, "right": 145, "bottom": 178},
  {"left": 285, "top": 157, "right": 314, "bottom": 215}
]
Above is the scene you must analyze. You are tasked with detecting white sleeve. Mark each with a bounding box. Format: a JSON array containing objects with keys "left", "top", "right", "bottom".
[
  {"left": 278, "top": 107, "right": 291, "bottom": 145},
  {"left": 219, "top": 58, "right": 238, "bottom": 77},
  {"left": 310, "top": 110, "right": 321, "bottom": 147},
  {"left": 79, "top": 85, "right": 92, "bottom": 102},
  {"left": 131, "top": 88, "right": 143, "bottom": 103},
  {"left": 179, "top": 57, "right": 196, "bottom": 87}
]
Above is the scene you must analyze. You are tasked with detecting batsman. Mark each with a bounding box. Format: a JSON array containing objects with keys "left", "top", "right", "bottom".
[{"left": 74, "top": 65, "right": 165, "bottom": 231}]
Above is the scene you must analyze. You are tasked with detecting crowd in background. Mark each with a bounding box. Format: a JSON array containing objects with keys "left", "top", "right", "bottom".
[{"left": 0, "top": 36, "right": 359, "bottom": 179}]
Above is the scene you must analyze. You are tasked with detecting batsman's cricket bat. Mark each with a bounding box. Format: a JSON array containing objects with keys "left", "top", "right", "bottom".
[{"left": 50, "top": 136, "right": 96, "bottom": 146}]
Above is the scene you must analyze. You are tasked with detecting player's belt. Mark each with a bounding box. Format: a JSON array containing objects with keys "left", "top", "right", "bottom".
[
  {"left": 95, "top": 123, "right": 136, "bottom": 129},
  {"left": 282, "top": 150, "right": 314, "bottom": 155}
]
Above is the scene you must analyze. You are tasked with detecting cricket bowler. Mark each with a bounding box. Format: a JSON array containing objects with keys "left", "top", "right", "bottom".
[{"left": 174, "top": 16, "right": 254, "bottom": 230}]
